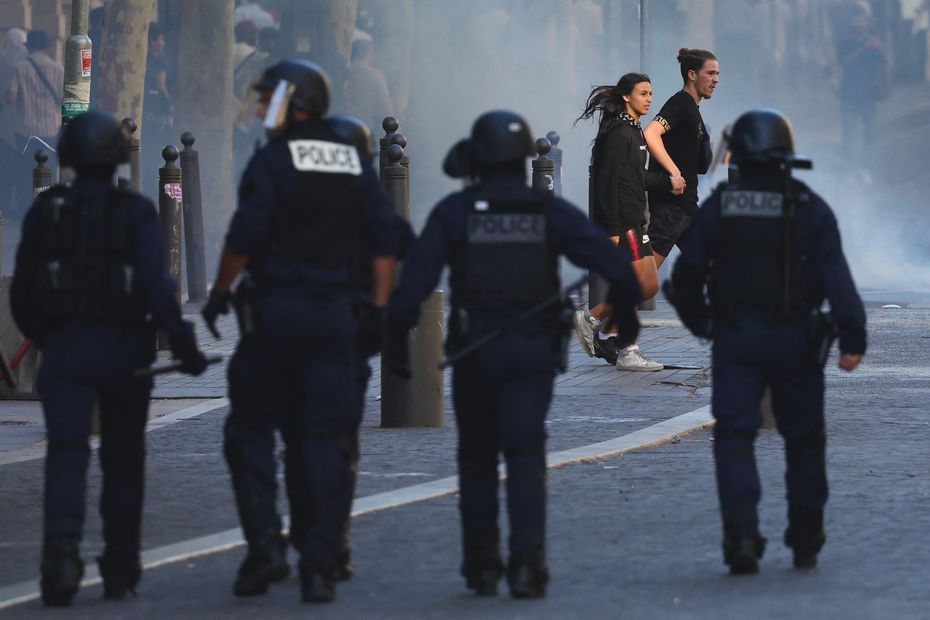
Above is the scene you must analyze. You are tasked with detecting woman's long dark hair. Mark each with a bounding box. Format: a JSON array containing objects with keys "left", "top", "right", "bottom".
[{"left": 575, "top": 72, "right": 651, "bottom": 140}]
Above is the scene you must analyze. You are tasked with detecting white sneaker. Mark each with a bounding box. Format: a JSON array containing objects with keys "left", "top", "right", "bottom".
[
  {"left": 572, "top": 308, "right": 600, "bottom": 357},
  {"left": 615, "top": 345, "right": 664, "bottom": 372}
]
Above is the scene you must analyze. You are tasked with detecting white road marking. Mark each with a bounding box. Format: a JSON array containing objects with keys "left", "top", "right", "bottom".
[
  {"left": 0, "top": 399, "right": 230, "bottom": 467},
  {"left": 0, "top": 405, "right": 713, "bottom": 609}
]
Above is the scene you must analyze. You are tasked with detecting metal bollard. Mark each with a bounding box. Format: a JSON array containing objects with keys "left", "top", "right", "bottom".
[
  {"left": 546, "top": 131, "right": 563, "bottom": 196},
  {"left": 122, "top": 117, "right": 141, "bottom": 192},
  {"left": 532, "top": 138, "right": 555, "bottom": 193},
  {"left": 380, "top": 143, "right": 444, "bottom": 427},
  {"left": 158, "top": 145, "right": 183, "bottom": 349},
  {"left": 32, "top": 149, "right": 53, "bottom": 197},
  {"left": 380, "top": 144, "right": 412, "bottom": 424},
  {"left": 390, "top": 132, "right": 409, "bottom": 210},
  {"left": 179, "top": 132, "right": 207, "bottom": 303},
  {"left": 378, "top": 116, "right": 398, "bottom": 187},
  {"left": 410, "top": 289, "right": 445, "bottom": 426}
]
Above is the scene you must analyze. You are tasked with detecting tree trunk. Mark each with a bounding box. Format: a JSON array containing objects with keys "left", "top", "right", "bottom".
[
  {"left": 174, "top": 0, "right": 235, "bottom": 271},
  {"left": 95, "top": 0, "right": 152, "bottom": 121}
]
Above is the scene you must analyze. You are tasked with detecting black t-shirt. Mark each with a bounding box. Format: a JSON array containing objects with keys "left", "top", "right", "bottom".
[{"left": 648, "top": 90, "right": 711, "bottom": 212}]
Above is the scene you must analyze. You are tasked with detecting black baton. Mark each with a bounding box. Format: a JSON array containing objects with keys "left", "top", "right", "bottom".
[
  {"left": 439, "top": 275, "right": 589, "bottom": 369},
  {"left": 133, "top": 355, "right": 224, "bottom": 378}
]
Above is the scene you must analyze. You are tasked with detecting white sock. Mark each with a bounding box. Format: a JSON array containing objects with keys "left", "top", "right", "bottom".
[{"left": 597, "top": 331, "right": 615, "bottom": 341}]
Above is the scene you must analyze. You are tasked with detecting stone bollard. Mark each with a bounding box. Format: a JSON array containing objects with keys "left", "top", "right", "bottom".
[
  {"left": 122, "top": 117, "right": 141, "bottom": 192},
  {"left": 157, "top": 145, "right": 183, "bottom": 350},
  {"left": 33, "top": 149, "right": 53, "bottom": 197},
  {"left": 545, "top": 131, "right": 563, "bottom": 196},
  {"left": 380, "top": 143, "right": 444, "bottom": 427},
  {"left": 378, "top": 116, "right": 398, "bottom": 187},
  {"left": 179, "top": 132, "right": 207, "bottom": 303},
  {"left": 532, "top": 138, "right": 555, "bottom": 193}
]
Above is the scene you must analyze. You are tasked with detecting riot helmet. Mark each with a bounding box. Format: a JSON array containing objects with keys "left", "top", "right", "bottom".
[
  {"left": 327, "top": 114, "right": 373, "bottom": 160},
  {"left": 470, "top": 110, "right": 535, "bottom": 168},
  {"left": 57, "top": 111, "right": 130, "bottom": 168},
  {"left": 442, "top": 139, "right": 477, "bottom": 180},
  {"left": 254, "top": 59, "right": 330, "bottom": 117},
  {"left": 728, "top": 108, "right": 797, "bottom": 165}
]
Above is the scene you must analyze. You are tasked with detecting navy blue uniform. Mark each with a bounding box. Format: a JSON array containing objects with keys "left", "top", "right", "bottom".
[
  {"left": 222, "top": 119, "right": 396, "bottom": 575},
  {"left": 11, "top": 178, "right": 197, "bottom": 561},
  {"left": 389, "top": 175, "right": 641, "bottom": 574},
  {"left": 671, "top": 179, "right": 866, "bottom": 555}
]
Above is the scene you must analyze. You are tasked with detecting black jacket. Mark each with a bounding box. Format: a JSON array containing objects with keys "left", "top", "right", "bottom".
[{"left": 591, "top": 118, "right": 670, "bottom": 235}]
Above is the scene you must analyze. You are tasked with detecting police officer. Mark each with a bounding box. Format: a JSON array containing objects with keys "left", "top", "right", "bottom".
[
  {"left": 664, "top": 109, "right": 866, "bottom": 574},
  {"left": 288, "top": 113, "right": 414, "bottom": 582},
  {"left": 385, "top": 110, "right": 643, "bottom": 598},
  {"left": 200, "top": 60, "right": 398, "bottom": 603},
  {"left": 10, "top": 111, "right": 207, "bottom": 607}
]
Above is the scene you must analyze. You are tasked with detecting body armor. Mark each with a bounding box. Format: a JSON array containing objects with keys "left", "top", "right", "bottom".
[
  {"left": 33, "top": 187, "right": 146, "bottom": 325},
  {"left": 453, "top": 188, "right": 559, "bottom": 305},
  {"left": 710, "top": 183, "right": 817, "bottom": 322},
  {"left": 267, "top": 125, "right": 366, "bottom": 270}
]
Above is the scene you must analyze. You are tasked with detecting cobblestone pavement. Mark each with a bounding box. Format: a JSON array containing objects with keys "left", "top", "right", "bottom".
[{"left": 0, "top": 300, "right": 928, "bottom": 618}]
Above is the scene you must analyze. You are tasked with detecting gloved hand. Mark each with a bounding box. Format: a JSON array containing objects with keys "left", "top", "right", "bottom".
[
  {"left": 661, "top": 280, "right": 712, "bottom": 339},
  {"left": 383, "top": 322, "right": 411, "bottom": 380},
  {"left": 604, "top": 304, "right": 641, "bottom": 349},
  {"left": 170, "top": 322, "right": 208, "bottom": 376},
  {"left": 356, "top": 302, "right": 386, "bottom": 358},
  {"left": 201, "top": 289, "right": 231, "bottom": 339},
  {"left": 178, "top": 350, "right": 208, "bottom": 376}
]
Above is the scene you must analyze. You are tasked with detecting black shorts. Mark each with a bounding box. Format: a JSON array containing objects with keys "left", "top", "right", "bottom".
[
  {"left": 618, "top": 226, "right": 653, "bottom": 261},
  {"left": 649, "top": 202, "right": 695, "bottom": 257},
  {"left": 588, "top": 226, "right": 653, "bottom": 307}
]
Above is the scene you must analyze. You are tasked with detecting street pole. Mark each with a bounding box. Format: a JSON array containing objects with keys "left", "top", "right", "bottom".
[
  {"left": 60, "top": 0, "right": 93, "bottom": 185},
  {"left": 639, "top": 0, "right": 650, "bottom": 74}
]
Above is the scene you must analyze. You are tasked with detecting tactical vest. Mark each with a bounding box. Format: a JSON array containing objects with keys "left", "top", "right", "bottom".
[
  {"left": 452, "top": 187, "right": 559, "bottom": 305},
  {"left": 709, "top": 182, "right": 818, "bottom": 322},
  {"left": 33, "top": 187, "right": 147, "bottom": 325},
  {"left": 268, "top": 126, "right": 366, "bottom": 269}
]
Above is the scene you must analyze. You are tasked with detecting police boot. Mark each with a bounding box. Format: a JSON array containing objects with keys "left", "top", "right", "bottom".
[
  {"left": 96, "top": 553, "right": 141, "bottom": 600},
  {"left": 506, "top": 553, "right": 549, "bottom": 599},
  {"left": 299, "top": 559, "right": 335, "bottom": 604},
  {"left": 233, "top": 530, "right": 290, "bottom": 597},
  {"left": 723, "top": 531, "right": 767, "bottom": 576},
  {"left": 462, "top": 553, "right": 503, "bottom": 596},
  {"left": 40, "top": 537, "right": 84, "bottom": 607},
  {"left": 784, "top": 513, "right": 826, "bottom": 570},
  {"left": 335, "top": 547, "right": 353, "bottom": 582}
]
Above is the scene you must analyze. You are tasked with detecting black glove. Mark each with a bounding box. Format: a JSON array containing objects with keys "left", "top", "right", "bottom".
[
  {"left": 201, "top": 289, "right": 231, "bottom": 339},
  {"left": 356, "top": 302, "right": 386, "bottom": 358},
  {"left": 170, "top": 322, "right": 208, "bottom": 376},
  {"left": 383, "top": 322, "right": 411, "bottom": 380},
  {"left": 604, "top": 304, "right": 641, "bottom": 349},
  {"left": 178, "top": 350, "right": 208, "bottom": 376},
  {"left": 662, "top": 279, "right": 712, "bottom": 339}
]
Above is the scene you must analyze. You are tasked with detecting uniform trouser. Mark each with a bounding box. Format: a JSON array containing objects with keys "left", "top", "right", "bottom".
[
  {"left": 37, "top": 325, "right": 155, "bottom": 558},
  {"left": 225, "top": 293, "right": 360, "bottom": 573},
  {"left": 711, "top": 319, "right": 827, "bottom": 542},
  {"left": 451, "top": 331, "right": 556, "bottom": 566},
  {"left": 284, "top": 360, "right": 366, "bottom": 563}
]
